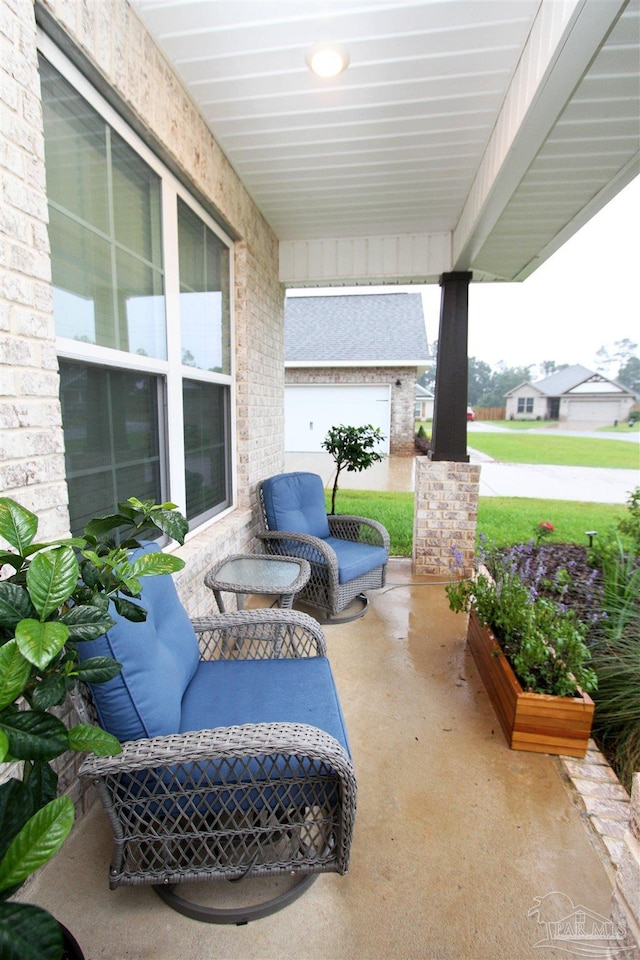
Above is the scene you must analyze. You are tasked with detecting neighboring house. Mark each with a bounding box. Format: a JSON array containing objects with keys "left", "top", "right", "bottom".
[
  {"left": 505, "top": 365, "right": 637, "bottom": 425},
  {"left": 285, "top": 293, "right": 430, "bottom": 455},
  {"left": 415, "top": 383, "right": 435, "bottom": 421}
]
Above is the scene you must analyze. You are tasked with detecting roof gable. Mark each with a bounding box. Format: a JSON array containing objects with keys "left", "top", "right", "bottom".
[
  {"left": 285, "top": 293, "right": 429, "bottom": 365},
  {"left": 533, "top": 364, "right": 635, "bottom": 397},
  {"left": 533, "top": 364, "right": 594, "bottom": 395},
  {"left": 504, "top": 380, "right": 537, "bottom": 397}
]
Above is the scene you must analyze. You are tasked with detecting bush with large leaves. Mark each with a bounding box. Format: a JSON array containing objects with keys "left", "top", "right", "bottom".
[{"left": 0, "top": 496, "right": 188, "bottom": 960}]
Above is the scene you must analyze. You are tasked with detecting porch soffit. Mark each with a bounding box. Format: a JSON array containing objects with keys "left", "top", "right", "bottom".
[{"left": 130, "top": 0, "right": 640, "bottom": 286}]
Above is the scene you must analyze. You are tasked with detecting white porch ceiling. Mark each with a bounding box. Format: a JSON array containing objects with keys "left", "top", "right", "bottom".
[{"left": 131, "top": 0, "right": 639, "bottom": 285}]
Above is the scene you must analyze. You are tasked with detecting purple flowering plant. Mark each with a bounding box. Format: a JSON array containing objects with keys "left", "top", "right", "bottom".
[{"left": 446, "top": 536, "right": 597, "bottom": 697}]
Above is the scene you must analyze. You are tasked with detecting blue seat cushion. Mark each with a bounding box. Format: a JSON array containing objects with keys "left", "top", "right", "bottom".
[
  {"left": 180, "top": 657, "right": 350, "bottom": 755},
  {"left": 324, "top": 536, "right": 387, "bottom": 584},
  {"left": 121, "top": 658, "right": 351, "bottom": 817},
  {"left": 261, "top": 472, "right": 330, "bottom": 539},
  {"left": 75, "top": 544, "right": 199, "bottom": 742}
]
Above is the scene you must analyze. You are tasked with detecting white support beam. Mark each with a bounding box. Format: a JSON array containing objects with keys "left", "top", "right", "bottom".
[
  {"left": 452, "top": 0, "right": 630, "bottom": 272},
  {"left": 279, "top": 232, "right": 451, "bottom": 287}
]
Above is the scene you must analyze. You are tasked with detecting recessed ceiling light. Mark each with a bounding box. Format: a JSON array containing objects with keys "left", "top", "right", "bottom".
[{"left": 306, "top": 43, "right": 350, "bottom": 78}]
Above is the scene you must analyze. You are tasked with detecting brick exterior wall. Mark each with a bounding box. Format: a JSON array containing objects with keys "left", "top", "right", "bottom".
[
  {"left": 1, "top": 0, "right": 286, "bottom": 804},
  {"left": 412, "top": 457, "right": 480, "bottom": 577},
  {"left": 1, "top": 0, "right": 69, "bottom": 541},
  {"left": 285, "top": 366, "right": 417, "bottom": 456},
  {"left": 2, "top": 0, "right": 286, "bottom": 579}
]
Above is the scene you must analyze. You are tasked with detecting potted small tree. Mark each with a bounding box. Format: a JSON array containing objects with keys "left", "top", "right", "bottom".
[
  {"left": 446, "top": 538, "right": 597, "bottom": 757},
  {"left": 0, "top": 496, "right": 188, "bottom": 960},
  {"left": 322, "top": 423, "right": 385, "bottom": 514}
]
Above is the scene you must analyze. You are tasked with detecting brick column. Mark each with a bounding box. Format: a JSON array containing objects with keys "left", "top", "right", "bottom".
[
  {"left": 610, "top": 773, "right": 640, "bottom": 954},
  {"left": 412, "top": 457, "right": 480, "bottom": 577}
]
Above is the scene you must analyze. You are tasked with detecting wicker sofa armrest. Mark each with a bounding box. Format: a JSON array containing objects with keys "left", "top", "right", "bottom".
[
  {"left": 327, "top": 514, "right": 390, "bottom": 549},
  {"left": 190, "top": 608, "right": 327, "bottom": 660},
  {"left": 79, "top": 722, "right": 357, "bottom": 885},
  {"left": 79, "top": 721, "right": 354, "bottom": 777}
]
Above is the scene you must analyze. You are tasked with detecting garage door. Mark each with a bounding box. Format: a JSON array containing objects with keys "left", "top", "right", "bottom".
[
  {"left": 285, "top": 384, "right": 390, "bottom": 453},
  {"left": 565, "top": 399, "right": 622, "bottom": 422}
]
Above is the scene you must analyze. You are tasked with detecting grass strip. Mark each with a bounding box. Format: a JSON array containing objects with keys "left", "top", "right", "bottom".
[
  {"left": 467, "top": 433, "right": 639, "bottom": 468},
  {"left": 327, "top": 489, "right": 626, "bottom": 557}
]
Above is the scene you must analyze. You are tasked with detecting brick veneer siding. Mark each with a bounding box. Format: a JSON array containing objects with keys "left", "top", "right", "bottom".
[
  {"left": 2, "top": 0, "right": 285, "bottom": 583},
  {"left": 1, "top": 0, "right": 69, "bottom": 541},
  {"left": 285, "top": 366, "right": 416, "bottom": 456},
  {"left": 1, "top": 0, "right": 285, "bottom": 805},
  {"left": 412, "top": 458, "right": 480, "bottom": 577},
  {"left": 610, "top": 773, "right": 640, "bottom": 955}
]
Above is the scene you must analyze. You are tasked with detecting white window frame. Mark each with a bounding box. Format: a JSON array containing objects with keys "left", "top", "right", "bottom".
[{"left": 38, "top": 33, "right": 237, "bottom": 528}]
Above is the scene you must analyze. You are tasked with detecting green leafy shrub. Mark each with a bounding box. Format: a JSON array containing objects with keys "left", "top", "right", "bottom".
[
  {"left": 0, "top": 496, "right": 187, "bottom": 960},
  {"left": 589, "top": 487, "right": 640, "bottom": 792},
  {"left": 446, "top": 540, "right": 597, "bottom": 698},
  {"left": 321, "top": 424, "right": 385, "bottom": 514}
]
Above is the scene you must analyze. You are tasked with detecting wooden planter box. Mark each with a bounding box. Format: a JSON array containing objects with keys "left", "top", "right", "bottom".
[{"left": 467, "top": 609, "right": 594, "bottom": 758}]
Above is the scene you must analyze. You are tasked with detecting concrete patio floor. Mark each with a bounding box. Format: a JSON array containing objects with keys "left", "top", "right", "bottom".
[{"left": 24, "top": 560, "right": 617, "bottom": 960}]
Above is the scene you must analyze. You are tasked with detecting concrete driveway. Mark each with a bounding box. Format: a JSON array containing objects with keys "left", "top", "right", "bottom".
[{"left": 284, "top": 426, "right": 639, "bottom": 504}]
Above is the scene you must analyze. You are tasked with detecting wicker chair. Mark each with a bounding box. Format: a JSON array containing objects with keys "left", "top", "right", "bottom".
[
  {"left": 257, "top": 472, "right": 390, "bottom": 622},
  {"left": 72, "top": 546, "right": 357, "bottom": 924}
]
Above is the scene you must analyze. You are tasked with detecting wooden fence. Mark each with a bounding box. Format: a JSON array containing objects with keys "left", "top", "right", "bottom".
[{"left": 473, "top": 407, "right": 505, "bottom": 421}]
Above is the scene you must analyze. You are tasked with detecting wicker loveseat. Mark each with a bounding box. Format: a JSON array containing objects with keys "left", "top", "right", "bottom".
[
  {"left": 73, "top": 544, "right": 357, "bottom": 924},
  {"left": 258, "top": 472, "right": 390, "bottom": 622}
]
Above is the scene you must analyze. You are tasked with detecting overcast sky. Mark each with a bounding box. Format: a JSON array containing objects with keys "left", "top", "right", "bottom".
[{"left": 288, "top": 174, "right": 639, "bottom": 376}]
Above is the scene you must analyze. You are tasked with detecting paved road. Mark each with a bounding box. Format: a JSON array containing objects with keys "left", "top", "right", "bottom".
[
  {"left": 472, "top": 460, "right": 638, "bottom": 503},
  {"left": 467, "top": 423, "right": 639, "bottom": 503}
]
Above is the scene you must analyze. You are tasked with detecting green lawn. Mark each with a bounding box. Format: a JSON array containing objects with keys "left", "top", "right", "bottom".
[
  {"left": 475, "top": 497, "right": 625, "bottom": 547},
  {"left": 468, "top": 432, "right": 639, "bottom": 468},
  {"left": 326, "top": 489, "right": 627, "bottom": 557},
  {"left": 327, "top": 490, "right": 415, "bottom": 557}
]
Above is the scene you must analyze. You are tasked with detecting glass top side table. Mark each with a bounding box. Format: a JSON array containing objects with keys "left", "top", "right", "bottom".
[{"left": 204, "top": 554, "right": 311, "bottom": 612}]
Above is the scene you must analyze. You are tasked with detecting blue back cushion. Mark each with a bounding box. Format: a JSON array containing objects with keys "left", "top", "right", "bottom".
[
  {"left": 261, "top": 472, "right": 330, "bottom": 539},
  {"left": 181, "top": 657, "right": 351, "bottom": 755},
  {"left": 75, "top": 543, "right": 199, "bottom": 741}
]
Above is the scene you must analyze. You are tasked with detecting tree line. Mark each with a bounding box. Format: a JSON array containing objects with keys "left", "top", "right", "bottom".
[{"left": 419, "top": 339, "right": 640, "bottom": 408}]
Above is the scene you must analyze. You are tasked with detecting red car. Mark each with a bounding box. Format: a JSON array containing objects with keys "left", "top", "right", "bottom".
[{"left": 467, "top": 407, "right": 475, "bottom": 421}]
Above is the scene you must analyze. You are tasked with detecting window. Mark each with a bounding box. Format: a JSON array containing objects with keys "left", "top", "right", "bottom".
[
  {"left": 59, "top": 362, "right": 163, "bottom": 532},
  {"left": 517, "top": 397, "right": 534, "bottom": 413},
  {"left": 39, "top": 47, "right": 234, "bottom": 533}
]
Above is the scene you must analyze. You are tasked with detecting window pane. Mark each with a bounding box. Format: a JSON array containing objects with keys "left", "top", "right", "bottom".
[
  {"left": 49, "top": 208, "right": 113, "bottom": 346},
  {"left": 41, "top": 56, "right": 166, "bottom": 358},
  {"left": 115, "top": 249, "right": 166, "bottom": 358},
  {"left": 111, "top": 130, "right": 163, "bottom": 264},
  {"left": 183, "top": 380, "right": 229, "bottom": 521},
  {"left": 40, "top": 59, "right": 109, "bottom": 234},
  {"left": 178, "top": 199, "right": 230, "bottom": 373},
  {"left": 59, "top": 361, "right": 163, "bottom": 534}
]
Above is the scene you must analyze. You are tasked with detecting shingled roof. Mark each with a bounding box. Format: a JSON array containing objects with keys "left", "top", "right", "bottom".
[
  {"left": 505, "top": 364, "right": 636, "bottom": 398},
  {"left": 285, "top": 293, "right": 430, "bottom": 365},
  {"left": 532, "top": 364, "right": 595, "bottom": 395}
]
